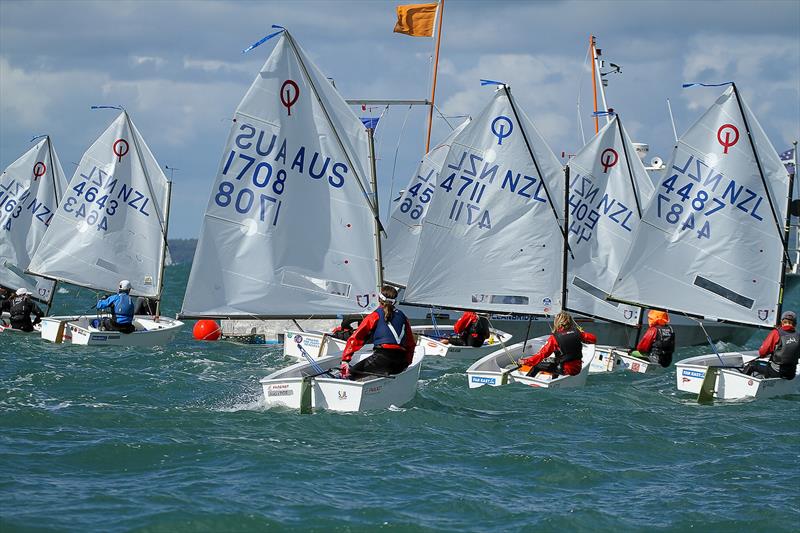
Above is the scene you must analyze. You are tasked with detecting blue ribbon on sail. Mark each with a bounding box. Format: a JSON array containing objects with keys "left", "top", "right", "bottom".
[
  {"left": 29, "top": 134, "right": 48, "bottom": 143},
  {"left": 242, "top": 25, "right": 286, "bottom": 54},
  {"left": 480, "top": 78, "right": 506, "bottom": 86},
  {"left": 90, "top": 105, "right": 125, "bottom": 111},
  {"left": 682, "top": 81, "right": 733, "bottom": 89},
  {"left": 592, "top": 109, "right": 615, "bottom": 117},
  {"left": 360, "top": 117, "right": 380, "bottom": 129}
]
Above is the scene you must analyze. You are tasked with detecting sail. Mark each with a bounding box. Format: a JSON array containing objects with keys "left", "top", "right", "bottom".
[
  {"left": 565, "top": 116, "right": 654, "bottom": 326},
  {"left": 0, "top": 136, "right": 67, "bottom": 304},
  {"left": 609, "top": 86, "right": 790, "bottom": 327},
  {"left": 403, "top": 86, "right": 565, "bottom": 315},
  {"left": 383, "top": 118, "right": 470, "bottom": 287},
  {"left": 180, "top": 32, "right": 378, "bottom": 319},
  {"left": 27, "top": 112, "right": 170, "bottom": 298}
]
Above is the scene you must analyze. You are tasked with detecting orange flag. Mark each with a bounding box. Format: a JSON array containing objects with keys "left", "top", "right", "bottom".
[{"left": 393, "top": 3, "right": 438, "bottom": 37}]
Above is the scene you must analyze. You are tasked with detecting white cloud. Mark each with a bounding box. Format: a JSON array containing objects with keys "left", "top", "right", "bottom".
[{"left": 130, "top": 55, "right": 166, "bottom": 69}]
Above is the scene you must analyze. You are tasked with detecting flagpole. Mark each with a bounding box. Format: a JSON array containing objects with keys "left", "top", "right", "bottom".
[{"left": 425, "top": 0, "right": 445, "bottom": 153}]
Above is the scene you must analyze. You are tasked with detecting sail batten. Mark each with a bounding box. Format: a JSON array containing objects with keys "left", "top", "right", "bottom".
[
  {"left": 180, "top": 31, "right": 379, "bottom": 319},
  {"left": 608, "top": 86, "right": 790, "bottom": 328}
]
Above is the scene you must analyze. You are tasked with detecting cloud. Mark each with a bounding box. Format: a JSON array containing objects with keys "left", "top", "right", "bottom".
[{"left": 130, "top": 55, "right": 166, "bottom": 69}]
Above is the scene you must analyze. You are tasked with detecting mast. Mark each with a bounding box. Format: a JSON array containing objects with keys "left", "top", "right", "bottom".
[
  {"left": 155, "top": 180, "right": 172, "bottom": 317},
  {"left": 367, "top": 126, "right": 384, "bottom": 292},
  {"left": 561, "top": 165, "right": 570, "bottom": 310},
  {"left": 44, "top": 135, "right": 60, "bottom": 314},
  {"left": 776, "top": 141, "right": 796, "bottom": 322},
  {"left": 425, "top": 0, "right": 445, "bottom": 152}
]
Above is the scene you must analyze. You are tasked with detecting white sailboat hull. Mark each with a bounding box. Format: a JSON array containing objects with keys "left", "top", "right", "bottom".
[
  {"left": 588, "top": 345, "right": 660, "bottom": 374},
  {"left": 40, "top": 315, "right": 183, "bottom": 346},
  {"left": 260, "top": 350, "right": 424, "bottom": 412},
  {"left": 412, "top": 325, "right": 512, "bottom": 359},
  {"left": 466, "top": 338, "right": 596, "bottom": 389},
  {"left": 675, "top": 351, "right": 800, "bottom": 400}
]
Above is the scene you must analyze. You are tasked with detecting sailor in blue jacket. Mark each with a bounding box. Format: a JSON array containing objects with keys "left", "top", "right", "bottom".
[{"left": 96, "top": 280, "right": 136, "bottom": 333}]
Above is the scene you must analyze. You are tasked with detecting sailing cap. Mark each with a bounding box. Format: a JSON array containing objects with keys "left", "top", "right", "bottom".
[
  {"left": 378, "top": 293, "right": 396, "bottom": 305},
  {"left": 647, "top": 309, "right": 669, "bottom": 327},
  {"left": 119, "top": 280, "right": 132, "bottom": 292},
  {"left": 781, "top": 310, "right": 797, "bottom": 322},
  {"left": 16, "top": 287, "right": 30, "bottom": 296}
]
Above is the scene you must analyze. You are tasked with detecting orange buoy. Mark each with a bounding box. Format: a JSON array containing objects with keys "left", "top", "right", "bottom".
[{"left": 193, "top": 320, "right": 221, "bottom": 341}]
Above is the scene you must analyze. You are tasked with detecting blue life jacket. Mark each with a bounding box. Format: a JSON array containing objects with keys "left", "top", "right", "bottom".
[
  {"left": 98, "top": 293, "right": 135, "bottom": 324},
  {"left": 372, "top": 308, "right": 409, "bottom": 349},
  {"left": 114, "top": 293, "right": 134, "bottom": 324}
]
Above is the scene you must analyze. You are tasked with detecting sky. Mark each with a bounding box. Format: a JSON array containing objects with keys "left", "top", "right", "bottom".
[{"left": 1, "top": 0, "right": 798, "bottom": 238}]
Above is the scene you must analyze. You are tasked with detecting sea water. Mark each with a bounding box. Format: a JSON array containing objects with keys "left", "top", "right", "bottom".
[{"left": 1, "top": 264, "right": 798, "bottom": 531}]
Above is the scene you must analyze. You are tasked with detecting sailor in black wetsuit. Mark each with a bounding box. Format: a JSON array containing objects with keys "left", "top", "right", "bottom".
[{"left": 1, "top": 288, "right": 44, "bottom": 332}]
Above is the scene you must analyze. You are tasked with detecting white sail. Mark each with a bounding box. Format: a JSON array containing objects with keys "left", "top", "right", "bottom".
[
  {"left": 180, "top": 32, "right": 378, "bottom": 318},
  {"left": 609, "top": 86, "right": 790, "bottom": 327},
  {"left": 565, "top": 116, "right": 654, "bottom": 326},
  {"left": 383, "top": 119, "right": 470, "bottom": 287},
  {"left": 27, "top": 111, "right": 170, "bottom": 298},
  {"left": 403, "top": 86, "right": 565, "bottom": 315},
  {"left": 0, "top": 136, "right": 67, "bottom": 303}
]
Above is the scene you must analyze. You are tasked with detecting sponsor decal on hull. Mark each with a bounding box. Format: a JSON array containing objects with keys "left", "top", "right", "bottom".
[
  {"left": 470, "top": 376, "right": 496, "bottom": 385},
  {"left": 682, "top": 369, "right": 705, "bottom": 379}
]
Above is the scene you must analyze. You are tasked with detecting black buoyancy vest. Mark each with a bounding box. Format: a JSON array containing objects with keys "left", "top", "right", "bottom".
[
  {"left": 650, "top": 325, "right": 675, "bottom": 358},
  {"left": 9, "top": 296, "right": 33, "bottom": 320},
  {"left": 773, "top": 329, "right": 800, "bottom": 370},
  {"left": 469, "top": 316, "right": 490, "bottom": 340},
  {"left": 554, "top": 329, "right": 583, "bottom": 364}
]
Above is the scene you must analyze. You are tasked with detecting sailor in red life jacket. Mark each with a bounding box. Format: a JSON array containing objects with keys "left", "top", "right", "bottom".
[
  {"left": 442, "top": 311, "right": 491, "bottom": 347},
  {"left": 517, "top": 311, "right": 596, "bottom": 376},
  {"left": 742, "top": 310, "right": 800, "bottom": 380},
  {"left": 340, "top": 286, "right": 416, "bottom": 380}
]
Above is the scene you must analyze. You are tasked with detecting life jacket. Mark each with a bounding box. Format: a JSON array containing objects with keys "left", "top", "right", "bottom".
[
  {"left": 9, "top": 296, "right": 33, "bottom": 321},
  {"left": 372, "top": 307, "right": 409, "bottom": 350},
  {"left": 468, "top": 316, "right": 491, "bottom": 342},
  {"left": 650, "top": 325, "right": 675, "bottom": 359},
  {"left": 554, "top": 329, "right": 583, "bottom": 365},
  {"left": 772, "top": 328, "right": 800, "bottom": 378},
  {"left": 112, "top": 293, "right": 135, "bottom": 324}
]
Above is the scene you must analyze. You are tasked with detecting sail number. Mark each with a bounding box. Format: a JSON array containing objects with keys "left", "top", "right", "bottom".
[
  {"left": 0, "top": 179, "right": 56, "bottom": 231},
  {"left": 655, "top": 153, "right": 768, "bottom": 240},
  {"left": 214, "top": 149, "right": 286, "bottom": 226},
  {"left": 396, "top": 168, "right": 435, "bottom": 221}
]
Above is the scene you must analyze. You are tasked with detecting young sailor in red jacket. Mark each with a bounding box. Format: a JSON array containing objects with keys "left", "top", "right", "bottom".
[
  {"left": 340, "top": 286, "right": 416, "bottom": 380},
  {"left": 630, "top": 310, "right": 675, "bottom": 368},
  {"left": 443, "top": 311, "right": 491, "bottom": 347},
  {"left": 743, "top": 310, "right": 800, "bottom": 380},
  {"left": 517, "top": 311, "right": 596, "bottom": 376}
]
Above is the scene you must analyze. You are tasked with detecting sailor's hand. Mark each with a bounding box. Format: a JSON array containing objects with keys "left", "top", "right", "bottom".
[
  {"left": 517, "top": 358, "right": 527, "bottom": 366},
  {"left": 340, "top": 361, "right": 350, "bottom": 379}
]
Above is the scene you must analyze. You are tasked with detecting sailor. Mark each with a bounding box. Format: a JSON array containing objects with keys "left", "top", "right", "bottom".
[
  {"left": 0, "top": 288, "right": 44, "bottom": 332},
  {"left": 0, "top": 286, "right": 11, "bottom": 306},
  {"left": 330, "top": 314, "right": 363, "bottom": 341},
  {"left": 96, "top": 280, "right": 136, "bottom": 334},
  {"left": 339, "top": 286, "right": 416, "bottom": 380},
  {"left": 630, "top": 310, "right": 675, "bottom": 368},
  {"left": 743, "top": 310, "right": 799, "bottom": 380},
  {"left": 518, "top": 311, "right": 596, "bottom": 376},
  {"left": 442, "top": 311, "right": 491, "bottom": 347}
]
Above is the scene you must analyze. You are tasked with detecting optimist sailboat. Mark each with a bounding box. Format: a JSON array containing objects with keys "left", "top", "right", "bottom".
[
  {"left": 27, "top": 110, "right": 183, "bottom": 346},
  {"left": 178, "top": 29, "right": 423, "bottom": 412},
  {"left": 608, "top": 83, "right": 798, "bottom": 401},
  {"left": 561, "top": 114, "right": 657, "bottom": 374},
  {"left": 0, "top": 135, "right": 68, "bottom": 328}
]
